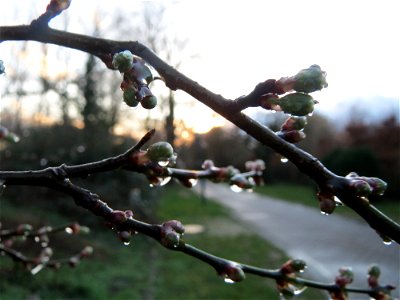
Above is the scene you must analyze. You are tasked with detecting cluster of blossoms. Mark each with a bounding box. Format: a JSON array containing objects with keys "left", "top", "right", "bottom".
[
  {"left": 257, "top": 65, "right": 327, "bottom": 144},
  {"left": 112, "top": 50, "right": 157, "bottom": 109}
]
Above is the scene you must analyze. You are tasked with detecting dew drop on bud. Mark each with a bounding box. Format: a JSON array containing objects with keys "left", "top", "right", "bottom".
[
  {"left": 230, "top": 184, "right": 243, "bottom": 193},
  {"left": 320, "top": 211, "right": 330, "bottom": 216},
  {"left": 65, "top": 227, "right": 73, "bottom": 234},
  {"left": 158, "top": 160, "right": 169, "bottom": 167},
  {"left": 189, "top": 178, "right": 198, "bottom": 187},
  {"left": 382, "top": 239, "right": 392, "bottom": 246},
  {"left": 223, "top": 277, "right": 235, "bottom": 284},
  {"left": 159, "top": 176, "right": 172, "bottom": 186},
  {"left": 280, "top": 157, "right": 289, "bottom": 163},
  {"left": 334, "top": 196, "right": 343, "bottom": 206},
  {"left": 123, "top": 241, "right": 131, "bottom": 246}
]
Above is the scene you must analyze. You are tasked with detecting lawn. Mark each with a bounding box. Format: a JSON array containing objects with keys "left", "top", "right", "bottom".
[
  {"left": 255, "top": 183, "right": 400, "bottom": 223},
  {"left": 0, "top": 185, "right": 325, "bottom": 299}
]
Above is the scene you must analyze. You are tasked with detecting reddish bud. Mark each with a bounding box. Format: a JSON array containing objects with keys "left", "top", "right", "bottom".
[
  {"left": 110, "top": 210, "right": 128, "bottom": 224},
  {"left": 281, "top": 116, "right": 307, "bottom": 131},
  {"left": 277, "top": 130, "right": 306, "bottom": 143},
  {"left": 349, "top": 180, "right": 372, "bottom": 197},
  {"left": 220, "top": 262, "right": 246, "bottom": 283}
]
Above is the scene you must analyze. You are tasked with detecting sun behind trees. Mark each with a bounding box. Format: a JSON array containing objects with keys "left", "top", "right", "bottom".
[{"left": 0, "top": 1, "right": 399, "bottom": 299}]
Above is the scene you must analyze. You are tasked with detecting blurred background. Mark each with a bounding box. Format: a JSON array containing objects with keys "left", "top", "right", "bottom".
[{"left": 1, "top": 1, "right": 399, "bottom": 299}]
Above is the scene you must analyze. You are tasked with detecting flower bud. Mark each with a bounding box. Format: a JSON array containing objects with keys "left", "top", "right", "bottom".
[
  {"left": 368, "top": 264, "right": 381, "bottom": 278},
  {"left": 281, "top": 116, "right": 307, "bottom": 131},
  {"left": 349, "top": 179, "right": 372, "bottom": 197},
  {"left": 110, "top": 210, "right": 128, "bottom": 224},
  {"left": 279, "top": 93, "right": 316, "bottom": 116},
  {"left": 123, "top": 87, "right": 139, "bottom": 107},
  {"left": 281, "top": 259, "right": 307, "bottom": 275},
  {"left": 230, "top": 174, "right": 255, "bottom": 190},
  {"left": 223, "top": 263, "right": 246, "bottom": 283},
  {"left": 112, "top": 50, "right": 134, "bottom": 72},
  {"left": 360, "top": 177, "right": 387, "bottom": 196},
  {"left": 160, "top": 220, "right": 185, "bottom": 248},
  {"left": 277, "top": 130, "right": 306, "bottom": 143},
  {"left": 146, "top": 142, "right": 174, "bottom": 162},
  {"left": 335, "top": 267, "right": 353, "bottom": 287},
  {"left": 293, "top": 64, "right": 328, "bottom": 93},
  {"left": 141, "top": 95, "right": 157, "bottom": 109}
]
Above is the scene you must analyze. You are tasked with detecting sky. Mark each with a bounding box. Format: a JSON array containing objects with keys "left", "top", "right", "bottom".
[{"left": 1, "top": 0, "right": 399, "bottom": 133}]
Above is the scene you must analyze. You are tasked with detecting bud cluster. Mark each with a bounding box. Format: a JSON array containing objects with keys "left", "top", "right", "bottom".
[
  {"left": 276, "top": 116, "right": 307, "bottom": 144},
  {"left": 346, "top": 172, "right": 387, "bottom": 198},
  {"left": 259, "top": 66, "right": 327, "bottom": 139},
  {"left": 160, "top": 220, "right": 185, "bottom": 249},
  {"left": 112, "top": 50, "right": 157, "bottom": 109},
  {"left": 277, "top": 259, "right": 308, "bottom": 297}
]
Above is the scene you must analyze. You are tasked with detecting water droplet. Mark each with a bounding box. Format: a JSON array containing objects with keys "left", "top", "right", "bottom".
[
  {"left": 31, "top": 264, "right": 44, "bottom": 275},
  {"left": 224, "top": 277, "right": 235, "bottom": 284},
  {"left": 158, "top": 160, "right": 169, "bottom": 167},
  {"left": 293, "top": 286, "right": 307, "bottom": 295},
  {"left": 123, "top": 241, "right": 131, "bottom": 246},
  {"left": 280, "top": 157, "right": 288, "bottom": 163},
  {"left": 34, "top": 236, "right": 40, "bottom": 242},
  {"left": 382, "top": 238, "right": 392, "bottom": 245},
  {"left": 230, "top": 184, "right": 243, "bottom": 193},
  {"left": 189, "top": 178, "right": 198, "bottom": 187},
  {"left": 0, "top": 183, "right": 6, "bottom": 196},
  {"left": 41, "top": 242, "right": 48, "bottom": 247},
  {"left": 76, "top": 145, "right": 86, "bottom": 153},
  {"left": 65, "top": 227, "right": 73, "bottom": 234},
  {"left": 320, "top": 211, "right": 330, "bottom": 216},
  {"left": 40, "top": 158, "right": 48, "bottom": 167},
  {"left": 308, "top": 112, "right": 314, "bottom": 117},
  {"left": 159, "top": 177, "right": 172, "bottom": 186},
  {"left": 334, "top": 196, "right": 343, "bottom": 206}
]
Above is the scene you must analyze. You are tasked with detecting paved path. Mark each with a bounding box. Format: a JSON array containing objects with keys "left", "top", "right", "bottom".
[{"left": 196, "top": 183, "right": 399, "bottom": 298}]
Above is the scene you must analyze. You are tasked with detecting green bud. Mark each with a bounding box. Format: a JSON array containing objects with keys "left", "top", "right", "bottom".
[
  {"left": 147, "top": 142, "right": 174, "bottom": 162},
  {"left": 368, "top": 264, "right": 381, "bottom": 278},
  {"left": 361, "top": 177, "right": 387, "bottom": 196},
  {"left": 141, "top": 95, "right": 157, "bottom": 109},
  {"left": 279, "top": 93, "right": 315, "bottom": 116},
  {"left": 293, "top": 64, "right": 328, "bottom": 93},
  {"left": 290, "top": 259, "right": 307, "bottom": 273},
  {"left": 112, "top": 50, "right": 134, "bottom": 72},
  {"left": 123, "top": 87, "right": 139, "bottom": 107},
  {"left": 281, "top": 116, "right": 307, "bottom": 131}
]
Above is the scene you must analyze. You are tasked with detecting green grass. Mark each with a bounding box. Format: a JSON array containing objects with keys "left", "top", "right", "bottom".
[
  {"left": 3, "top": 183, "right": 395, "bottom": 299},
  {"left": 0, "top": 185, "right": 325, "bottom": 299},
  {"left": 255, "top": 183, "right": 400, "bottom": 222}
]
